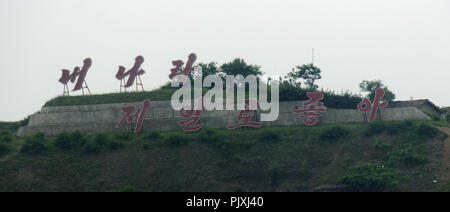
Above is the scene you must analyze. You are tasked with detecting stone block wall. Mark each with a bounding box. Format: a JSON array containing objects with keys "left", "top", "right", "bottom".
[{"left": 17, "top": 100, "right": 431, "bottom": 136}]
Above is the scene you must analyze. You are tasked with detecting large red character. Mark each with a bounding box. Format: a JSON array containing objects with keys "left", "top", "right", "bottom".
[
  {"left": 116, "top": 99, "right": 150, "bottom": 133},
  {"left": 357, "top": 88, "right": 388, "bottom": 122},
  {"left": 115, "top": 55, "right": 146, "bottom": 88},
  {"left": 169, "top": 53, "right": 197, "bottom": 80},
  {"left": 59, "top": 58, "right": 92, "bottom": 91},
  {"left": 178, "top": 98, "right": 204, "bottom": 132},
  {"left": 291, "top": 92, "right": 327, "bottom": 126},
  {"left": 227, "top": 99, "right": 263, "bottom": 129}
]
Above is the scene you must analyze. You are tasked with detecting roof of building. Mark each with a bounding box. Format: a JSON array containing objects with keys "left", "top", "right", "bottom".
[{"left": 388, "top": 99, "right": 444, "bottom": 114}]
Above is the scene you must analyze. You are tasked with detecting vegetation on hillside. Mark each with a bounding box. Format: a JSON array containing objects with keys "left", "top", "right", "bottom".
[
  {"left": 0, "top": 116, "right": 30, "bottom": 132},
  {"left": 45, "top": 84, "right": 364, "bottom": 109},
  {"left": 0, "top": 120, "right": 448, "bottom": 192}
]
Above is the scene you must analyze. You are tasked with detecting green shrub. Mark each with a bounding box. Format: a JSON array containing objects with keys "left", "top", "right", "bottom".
[
  {"left": 402, "top": 120, "right": 413, "bottom": 128},
  {"left": 446, "top": 114, "right": 450, "bottom": 123},
  {"left": 199, "top": 129, "right": 222, "bottom": 143},
  {"left": 0, "top": 142, "right": 11, "bottom": 157},
  {"left": 114, "top": 132, "right": 132, "bottom": 141},
  {"left": 363, "top": 121, "right": 386, "bottom": 136},
  {"left": 144, "top": 131, "right": 160, "bottom": 140},
  {"left": 94, "top": 133, "right": 110, "bottom": 146},
  {"left": 107, "top": 139, "right": 123, "bottom": 150},
  {"left": 322, "top": 90, "right": 361, "bottom": 110},
  {"left": 259, "top": 130, "right": 280, "bottom": 142},
  {"left": 384, "top": 144, "right": 428, "bottom": 166},
  {"left": 55, "top": 131, "right": 88, "bottom": 150},
  {"left": 83, "top": 140, "right": 100, "bottom": 154},
  {"left": 96, "top": 133, "right": 123, "bottom": 149},
  {"left": 386, "top": 120, "right": 413, "bottom": 135},
  {"left": 412, "top": 123, "right": 438, "bottom": 138},
  {"left": 338, "top": 162, "right": 398, "bottom": 192},
  {"left": 423, "top": 111, "right": 440, "bottom": 121},
  {"left": 166, "top": 134, "right": 189, "bottom": 146},
  {"left": 278, "top": 83, "right": 361, "bottom": 109},
  {"left": 319, "top": 126, "right": 350, "bottom": 141},
  {"left": 54, "top": 133, "right": 71, "bottom": 150},
  {"left": 0, "top": 130, "right": 13, "bottom": 143},
  {"left": 20, "top": 116, "right": 30, "bottom": 127},
  {"left": 21, "top": 132, "right": 47, "bottom": 154},
  {"left": 83, "top": 133, "right": 123, "bottom": 153},
  {"left": 278, "top": 82, "right": 302, "bottom": 101}
]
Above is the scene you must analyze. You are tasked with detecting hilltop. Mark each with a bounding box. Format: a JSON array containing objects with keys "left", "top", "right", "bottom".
[
  {"left": 44, "top": 88, "right": 179, "bottom": 107},
  {"left": 43, "top": 84, "right": 362, "bottom": 111}
]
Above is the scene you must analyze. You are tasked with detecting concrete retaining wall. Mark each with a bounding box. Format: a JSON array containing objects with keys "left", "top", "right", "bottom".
[{"left": 17, "top": 100, "right": 431, "bottom": 136}]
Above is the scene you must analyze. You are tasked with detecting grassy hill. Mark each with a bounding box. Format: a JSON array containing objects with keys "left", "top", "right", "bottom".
[
  {"left": 44, "top": 88, "right": 179, "bottom": 107},
  {"left": 0, "top": 120, "right": 449, "bottom": 192},
  {"left": 43, "top": 85, "right": 362, "bottom": 109}
]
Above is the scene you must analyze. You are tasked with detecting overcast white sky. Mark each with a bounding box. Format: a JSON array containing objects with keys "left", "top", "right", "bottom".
[{"left": 0, "top": 0, "right": 449, "bottom": 121}]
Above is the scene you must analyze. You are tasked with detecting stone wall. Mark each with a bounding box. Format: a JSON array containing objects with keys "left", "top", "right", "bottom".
[{"left": 17, "top": 100, "right": 431, "bottom": 136}]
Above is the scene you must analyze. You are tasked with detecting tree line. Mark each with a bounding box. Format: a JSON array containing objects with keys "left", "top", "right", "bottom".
[{"left": 185, "top": 58, "right": 396, "bottom": 103}]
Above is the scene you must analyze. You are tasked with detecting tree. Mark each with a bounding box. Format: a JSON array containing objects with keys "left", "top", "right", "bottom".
[
  {"left": 359, "top": 80, "right": 396, "bottom": 102},
  {"left": 220, "top": 58, "right": 263, "bottom": 77},
  {"left": 285, "top": 63, "right": 322, "bottom": 90},
  {"left": 285, "top": 68, "right": 302, "bottom": 88},
  {"left": 196, "top": 62, "right": 219, "bottom": 82}
]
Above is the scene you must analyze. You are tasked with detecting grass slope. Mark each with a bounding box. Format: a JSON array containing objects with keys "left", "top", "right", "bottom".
[
  {"left": 44, "top": 87, "right": 268, "bottom": 107},
  {"left": 44, "top": 85, "right": 361, "bottom": 109},
  {"left": 44, "top": 88, "right": 179, "bottom": 107},
  {"left": 0, "top": 120, "right": 449, "bottom": 192}
]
